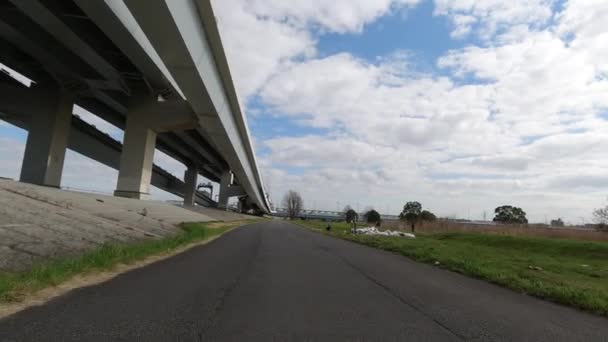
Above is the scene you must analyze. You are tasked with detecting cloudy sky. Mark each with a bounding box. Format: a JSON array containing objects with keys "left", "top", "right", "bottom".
[
  {"left": 2, "top": 0, "right": 608, "bottom": 223},
  {"left": 213, "top": 0, "right": 608, "bottom": 223}
]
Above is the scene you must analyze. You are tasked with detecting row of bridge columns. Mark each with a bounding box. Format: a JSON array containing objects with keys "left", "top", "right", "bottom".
[{"left": 16, "top": 91, "right": 237, "bottom": 209}]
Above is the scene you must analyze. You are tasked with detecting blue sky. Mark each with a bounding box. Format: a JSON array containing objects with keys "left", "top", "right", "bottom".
[
  {"left": 247, "top": 4, "right": 460, "bottom": 175},
  {"left": 244, "top": 0, "right": 509, "bottom": 157},
  {"left": 317, "top": 1, "right": 462, "bottom": 66},
  {"left": 0, "top": 124, "right": 26, "bottom": 141},
  {"left": 2, "top": 0, "right": 608, "bottom": 224}
]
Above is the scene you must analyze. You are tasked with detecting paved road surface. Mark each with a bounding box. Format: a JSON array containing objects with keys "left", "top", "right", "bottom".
[{"left": 1, "top": 221, "right": 607, "bottom": 341}]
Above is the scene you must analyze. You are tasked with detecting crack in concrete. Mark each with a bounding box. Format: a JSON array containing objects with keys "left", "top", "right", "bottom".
[
  {"left": 198, "top": 228, "right": 263, "bottom": 340},
  {"left": 0, "top": 188, "right": 63, "bottom": 208}
]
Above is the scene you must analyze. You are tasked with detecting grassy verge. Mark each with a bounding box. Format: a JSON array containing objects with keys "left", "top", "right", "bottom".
[
  {"left": 298, "top": 220, "right": 608, "bottom": 317},
  {"left": 0, "top": 220, "right": 255, "bottom": 303}
]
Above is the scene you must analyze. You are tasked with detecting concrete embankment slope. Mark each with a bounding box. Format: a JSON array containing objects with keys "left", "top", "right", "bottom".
[{"left": 0, "top": 179, "right": 246, "bottom": 272}]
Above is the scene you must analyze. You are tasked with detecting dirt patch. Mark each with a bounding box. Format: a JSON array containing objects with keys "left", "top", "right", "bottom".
[{"left": 205, "top": 220, "right": 259, "bottom": 229}]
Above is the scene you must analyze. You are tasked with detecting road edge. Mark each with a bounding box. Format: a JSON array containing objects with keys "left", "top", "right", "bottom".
[{"left": 0, "top": 220, "right": 257, "bottom": 319}]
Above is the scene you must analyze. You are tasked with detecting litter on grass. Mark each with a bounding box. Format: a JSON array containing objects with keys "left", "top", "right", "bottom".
[{"left": 352, "top": 227, "right": 415, "bottom": 238}]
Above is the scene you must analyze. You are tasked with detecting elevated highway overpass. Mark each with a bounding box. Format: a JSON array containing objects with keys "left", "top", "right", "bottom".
[{"left": 0, "top": 0, "right": 270, "bottom": 213}]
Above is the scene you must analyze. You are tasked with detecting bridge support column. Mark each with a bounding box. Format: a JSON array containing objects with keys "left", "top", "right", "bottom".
[
  {"left": 20, "top": 93, "right": 73, "bottom": 187},
  {"left": 183, "top": 166, "right": 197, "bottom": 207},
  {"left": 114, "top": 96, "right": 199, "bottom": 200},
  {"left": 218, "top": 171, "right": 232, "bottom": 209},
  {"left": 114, "top": 107, "right": 157, "bottom": 200},
  {"left": 218, "top": 170, "right": 247, "bottom": 210}
]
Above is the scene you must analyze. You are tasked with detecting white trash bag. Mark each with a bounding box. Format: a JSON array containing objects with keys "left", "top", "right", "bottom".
[{"left": 352, "top": 227, "right": 415, "bottom": 238}]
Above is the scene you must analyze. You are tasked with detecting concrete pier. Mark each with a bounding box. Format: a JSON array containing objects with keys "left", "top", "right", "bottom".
[
  {"left": 114, "top": 110, "right": 157, "bottom": 200},
  {"left": 218, "top": 170, "right": 232, "bottom": 209},
  {"left": 183, "top": 166, "right": 198, "bottom": 207},
  {"left": 19, "top": 93, "right": 73, "bottom": 187}
]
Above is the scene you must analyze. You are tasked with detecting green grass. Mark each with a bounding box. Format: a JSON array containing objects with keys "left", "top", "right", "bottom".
[
  {"left": 299, "top": 220, "right": 608, "bottom": 317},
  {"left": 0, "top": 221, "right": 250, "bottom": 303}
]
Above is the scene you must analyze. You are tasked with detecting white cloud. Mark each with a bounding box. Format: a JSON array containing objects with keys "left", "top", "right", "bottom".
[
  {"left": 213, "top": 0, "right": 316, "bottom": 99},
  {"left": 433, "top": 0, "right": 556, "bottom": 40},
  {"left": 437, "top": 31, "right": 608, "bottom": 138},
  {"left": 264, "top": 134, "right": 402, "bottom": 170},
  {"left": 449, "top": 14, "right": 477, "bottom": 38},
  {"left": 556, "top": 0, "right": 608, "bottom": 75},
  {"left": 451, "top": 155, "right": 533, "bottom": 172},
  {"left": 212, "top": 0, "right": 421, "bottom": 99},
  {"left": 0, "top": 136, "right": 25, "bottom": 180},
  {"left": 245, "top": 0, "right": 420, "bottom": 33},
  {"left": 248, "top": 1, "right": 608, "bottom": 222},
  {"left": 260, "top": 52, "right": 509, "bottom": 154}
]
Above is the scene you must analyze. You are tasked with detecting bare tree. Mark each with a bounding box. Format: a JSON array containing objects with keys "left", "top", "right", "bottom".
[
  {"left": 594, "top": 207, "right": 608, "bottom": 223},
  {"left": 593, "top": 206, "right": 608, "bottom": 231},
  {"left": 282, "top": 190, "right": 303, "bottom": 220}
]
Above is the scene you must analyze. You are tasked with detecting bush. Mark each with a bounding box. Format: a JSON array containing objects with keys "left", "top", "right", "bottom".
[
  {"left": 420, "top": 210, "right": 437, "bottom": 222},
  {"left": 364, "top": 209, "right": 381, "bottom": 225},
  {"left": 493, "top": 205, "right": 528, "bottom": 224},
  {"left": 344, "top": 208, "right": 358, "bottom": 223}
]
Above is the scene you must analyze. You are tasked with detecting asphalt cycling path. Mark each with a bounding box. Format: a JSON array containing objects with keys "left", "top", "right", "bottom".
[{"left": 1, "top": 220, "right": 607, "bottom": 341}]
